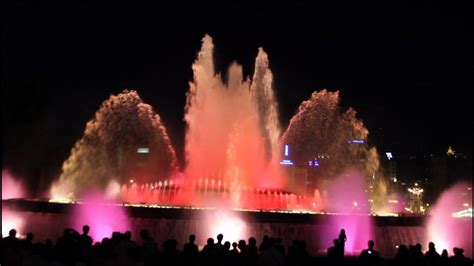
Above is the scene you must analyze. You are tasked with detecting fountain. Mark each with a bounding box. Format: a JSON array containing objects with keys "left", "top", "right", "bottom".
[
  {"left": 50, "top": 90, "right": 178, "bottom": 200},
  {"left": 2, "top": 34, "right": 471, "bottom": 257}
]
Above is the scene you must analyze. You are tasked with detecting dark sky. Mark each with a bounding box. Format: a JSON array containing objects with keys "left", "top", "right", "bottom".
[{"left": 2, "top": 1, "right": 472, "bottom": 192}]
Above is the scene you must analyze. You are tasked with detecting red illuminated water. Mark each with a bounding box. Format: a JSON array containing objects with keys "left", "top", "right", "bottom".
[{"left": 48, "top": 34, "right": 394, "bottom": 215}]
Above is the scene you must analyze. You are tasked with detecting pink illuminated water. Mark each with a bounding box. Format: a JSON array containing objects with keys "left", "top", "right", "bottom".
[
  {"left": 427, "top": 182, "right": 472, "bottom": 257},
  {"left": 72, "top": 192, "right": 130, "bottom": 242},
  {"left": 204, "top": 210, "right": 248, "bottom": 244},
  {"left": 2, "top": 169, "right": 26, "bottom": 199},
  {"left": 320, "top": 170, "right": 374, "bottom": 254},
  {"left": 2, "top": 208, "right": 24, "bottom": 237},
  {"left": 185, "top": 35, "right": 283, "bottom": 189},
  {"left": 2, "top": 169, "right": 27, "bottom": 236},
  {"left": 47, "top": 34, "right": 393, "bottom": 217}
]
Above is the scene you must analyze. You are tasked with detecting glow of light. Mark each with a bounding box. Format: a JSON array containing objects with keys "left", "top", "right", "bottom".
[
  {"left": 129, "top": 179, "right": 134, "bottom": 183},
  {"left": 2, "top": 209, "right": 24, "bottom": 237},
  {"left": 385, "top": 152, "right": 393, "bottom": 160},
  {"left": 463, "top": 203, "right": 469, "bottom": 207},
  {"left": 452, "top": 208, "right": 473, "bottom": 218},
  {"left": 2, "top": 170, "right": 25, "bottom": 199},
  {"left": 72, "top": 193, "right": 130, "bottom": 242},
  {"left": 207, "top": 211, "right": 247, "bottom": 244},
  {"left": 284, "top": 144, "right": 289, "bottom": 156},
  {"left": 136, "top": 147, "right": 149, "bottom": 153},
  {"left": 314, "top": 160, "right": 320, "bottom": 167},
  {"left": 308, "top": 161, "right": 313, "bottom": 166},
  {"left": 353, "top": 201, "right": 358, "bottom": 207},
  {"left": 351, "top": 140, "right": 365, "bottom": 144}
]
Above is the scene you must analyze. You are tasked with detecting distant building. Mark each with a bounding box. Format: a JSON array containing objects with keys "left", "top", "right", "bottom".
[{"left": 431, "top": 146, "right": 472, "bottom": 199}]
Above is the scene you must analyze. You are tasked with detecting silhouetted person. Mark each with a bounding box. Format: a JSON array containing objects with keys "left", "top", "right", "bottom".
[
  {"left": 327, "top": 239, "right": 340, "bottom": 259},
  {"left": 162, "top": 239, "right": 180, "bottom": 266},
  {"left": 258, "top": 237, "right": 285, "bottom": 266},
  {"left": 440, "top": 249, "right": 450, "bottom": 265},
  {"left": 424, "top": 241, "right": 440, "bottom": 265},
  {"left": 183, "top": 234, "right": 199, "bottom": 265},
  {"left": 78, "top": 224, "right": 93, "bottom": 262},
  {"left": 394, "top": 244, "right": 409, "bottom": 265},
  {"left": 359, "top": 240, "right": 380, "bottom": 265},
  {"left": 248, "top": 237, "right": 258, "bottom": 257},
  {"left": 3, "top": 229, "right": 19, "bottom": 247},
  {"left": 216, "top": 233, "right": 224, "bottom": 249},
  {"left": 140, "top": 229, "right": 158, "bottom": 266},
  {"left": 238, "top": 239, "right": 247, "bottom": 255},
  {"left": 275, "top": 238, "right": 285, "bottom": 256},
  {"left": 338, "top": 228, "right": 347, "bottom": 257},
  {"left": 450, "top": 247, "right": 471, "bottom": 266},
  {"left": 123, "top": 230, "right": 136, "bottom": 248},
  {"left": 259, "top": 235, "right": 270, "bottom": 252},
  {"left": 183, "top": 234, "right": 198, "bottom": 255},
  {"left": 223, "top": 241, "right": 231, "bottom": 252},
  {"left": 202, "top": 238, "right": 217, "bottom": 266},
  {"left": 2, "top": 229, "right": 21, "bottom": 264}
]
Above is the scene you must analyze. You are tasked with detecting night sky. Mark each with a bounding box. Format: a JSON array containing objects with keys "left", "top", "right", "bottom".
[{"left": 2, "top": 1, "right": 472, "bottom": 192}]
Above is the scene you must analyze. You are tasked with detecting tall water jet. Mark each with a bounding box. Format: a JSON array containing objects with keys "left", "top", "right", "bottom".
[
  {"left": 427, "top": 182, "right": 472, "bottom": 257},
  {"left": 184, "top": 35, "right": 283, "bottom": 189},
  {"left": 51, "top": 90, "right": 177, "bottom": 200}
]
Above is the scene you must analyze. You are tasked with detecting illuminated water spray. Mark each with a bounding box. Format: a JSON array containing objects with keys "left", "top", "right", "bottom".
[
  {"left": 185, "top": 35, "right": 283, "bottom": 188},
  {"left": 51, "top": 91, "right": 177, "bottom": 200}
]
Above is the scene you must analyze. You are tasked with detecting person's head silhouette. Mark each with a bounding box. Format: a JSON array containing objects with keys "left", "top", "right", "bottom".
[
  {"left": 249, "top": 237, "right": 256, "bottom": 247},
  {"left": 207, "top": 238, "right": 214, "bottom": 246},
  {"left": 26, "top": 232, "right": 34, "bottom": 242},
  {"left": 140, "top": 229, "right": 149, "bottom": 240},
  {"left": 189, "top": 234, "right": 196, "bottom": 243},
  {"left": 125, "top": 231, "right": 132, "bottom": 241},
  {"left": 217, "top": 234, "right": 223, "bottom": 243},
  {"left": 441, "top": 249, "right": 448, "bottom": 257},
  {"left": 9, "top": 229, "right": 17, "bottom": 238},
  {"left": 368, "top": 240, "right": 375, "bottom": 250},
  {"left": 428, "top": 242, "right": 435, "bottom": 251},
  {"left": 82, "top": 225, "right": 90, "bottom": 235}
]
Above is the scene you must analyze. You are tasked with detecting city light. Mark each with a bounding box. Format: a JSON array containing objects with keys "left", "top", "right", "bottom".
[
  {"left": 408, "top": 187, "right": 424, "bottom": 195},
  {"left": 348, "top": 139, "right": 365, "bottom": 144},
  {"left": 137, "top": 147, "right": 150, "bottom": 153},
  {"left": 279, "top": 160, "right": 294, "bottom": 165}
]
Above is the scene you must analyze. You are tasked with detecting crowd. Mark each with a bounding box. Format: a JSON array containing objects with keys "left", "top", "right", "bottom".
[{"left": 1, "top": 226, "right": 472, "bottom": 266}]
